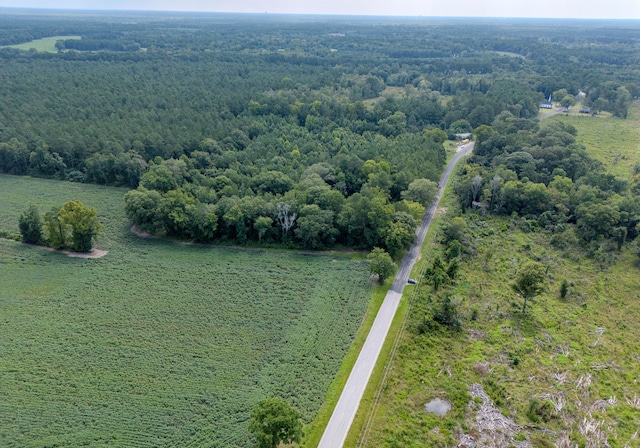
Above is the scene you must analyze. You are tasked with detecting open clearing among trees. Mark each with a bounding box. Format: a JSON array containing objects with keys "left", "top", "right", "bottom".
[
  {"left": 0, "top": 175, "right": 371, "bottom": 447},
  {"left": 551, "top": 100, "right": 640, "bottom": 179},
  {"left": 2, "top": 35, "right": 81, "bottom": 53}
]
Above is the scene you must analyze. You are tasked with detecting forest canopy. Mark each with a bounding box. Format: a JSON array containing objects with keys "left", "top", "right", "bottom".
[{"left": 1, "top": 11, "right": 638, "bottom": 250}]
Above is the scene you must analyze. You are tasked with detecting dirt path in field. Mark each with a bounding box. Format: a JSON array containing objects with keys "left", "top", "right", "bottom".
[
  {"left": 40, "top": 245, "right": 109, "bottom": 258},
  {"left": 0, "top": 236, "right": 108, "bottom": 258},
  {"left": 7, "top": 242, "right": 109, "bottom": 258}
]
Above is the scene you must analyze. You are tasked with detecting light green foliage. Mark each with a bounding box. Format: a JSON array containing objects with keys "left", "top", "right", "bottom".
[
  {"left": 0, "top": 175, "right": 371, "bottom": 446},
  {"left": 401, "top": 178, "right": 438, "bottom": 207},
  {"left": 384, "top": 211, "right": 418, "bottom": 258},
  {"left": 367, "top": 247, "right": 396, "bottom": 283},
  {"left": 254, "top": 216, "right": 273, "bottom": 243},
  {"left": 443, "top": 216, "right": 468, "bottom": 244},
  {"left": 43, "top": 206, "right": 67, "bottom": 249},
  {"left": 248, "top": 398, "right": 303, "bottom": 448},
  {"left": 552, "top": 89, "right": 569, "bottom": 102},
  {"left": 59, "top": 200, "right": 103, "bottom": 252},
  {"left": 552, "top": 101, "right": 640, "bottom": 178},
  {"left": 394, "top": 199, "right": 425, "bottom": 222},
  {"left": 560, "top": 95, "right": 576, "bottom": 108},
  {"left": 43, "top": 200, "right": 102, "bottom": 252}
]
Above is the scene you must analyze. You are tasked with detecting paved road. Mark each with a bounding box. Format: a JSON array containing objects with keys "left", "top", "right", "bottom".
[{"left": 318, "top": 142, "right": 474, "bottom": 448}]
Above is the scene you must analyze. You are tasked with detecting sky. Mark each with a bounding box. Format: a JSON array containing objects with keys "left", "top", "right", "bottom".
[{"left": 0, "top": 0, "right": 639, "bottom": 19}]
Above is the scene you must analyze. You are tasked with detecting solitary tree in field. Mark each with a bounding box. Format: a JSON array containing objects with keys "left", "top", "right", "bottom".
[
  {"left": 44, "top": 200, "right": 102, "bottom": 252},
  {"left": 19, "top": 205, "right": 44, "bottom": 245},
  {"left": 368, "top": 247, "right": 396, "bottom": 283},
  {"left": 512, "top": 261, "right": 546, "bottom": 313},
  {"left": 248, "top": 397, "right": 302, "bottom": 448},
  {"left": 560, "top": 94, "right": 576, "bottom": 108}
]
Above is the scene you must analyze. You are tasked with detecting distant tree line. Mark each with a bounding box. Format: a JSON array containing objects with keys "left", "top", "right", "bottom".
[{"left": 0, "top": 13, "right": 637, "bottom": 253}]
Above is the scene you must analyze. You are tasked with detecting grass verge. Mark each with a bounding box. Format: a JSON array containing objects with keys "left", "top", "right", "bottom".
[
  {"left": 343, "top": 165, "right": 461, "bottom": 447},
  {"left": 302, "top": 281, "right": 390, "bottom": 447}
]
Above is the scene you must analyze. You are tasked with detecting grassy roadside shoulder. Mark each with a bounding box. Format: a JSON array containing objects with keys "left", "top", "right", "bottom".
[
  {"left": 303, "top": 147, "right": 466, "bottom": 446},
  {"left": 342, "top": 104, "right": 640, "bottom": 445},
  {"left": 343, "top": 163, "right": 464, "bottom": 447},
  {"left": 301, "top": 270, "right": 391, "bottom": 447}
]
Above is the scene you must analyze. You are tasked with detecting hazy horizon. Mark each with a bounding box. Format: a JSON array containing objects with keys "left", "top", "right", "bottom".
[{"left": 0, "top": 0, "right": 638, "bottom": 20}]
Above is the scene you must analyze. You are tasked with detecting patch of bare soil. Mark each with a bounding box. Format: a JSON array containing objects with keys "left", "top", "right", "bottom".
[
  {"left": 130, "top": 225, "right": 156, "bottom": 239},
  {"left": 66, "top": 249, "right": 108, "bottom": 258},
  {"left": 40, "top": 245, "right": 108, "bottom": 259}
]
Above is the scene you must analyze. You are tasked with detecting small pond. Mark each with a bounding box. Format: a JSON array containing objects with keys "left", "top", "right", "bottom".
[{"left": 424, "top": 398, "right": 451, "bottom": 416}]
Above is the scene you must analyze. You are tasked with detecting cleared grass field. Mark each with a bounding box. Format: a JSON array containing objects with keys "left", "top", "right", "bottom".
[
  {"left": 356, "top": 212, "right": 640, "bottom": 447},
  {"left": 0, "top": 175, "right": 372, "bottom": 447},
  {"left": 3, "top": 35, "right": 81, "bottom": 53},
  {"left": 551, "top": 100, "right": 640, "bottom": 178},
  {"left": 358, "top": 213, "right": 640, "bottom": 446}
]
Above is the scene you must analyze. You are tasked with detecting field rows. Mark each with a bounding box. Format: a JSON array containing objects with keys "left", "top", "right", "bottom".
[{"left": 0, "top": 175, "right": 372, "bottom": 446}]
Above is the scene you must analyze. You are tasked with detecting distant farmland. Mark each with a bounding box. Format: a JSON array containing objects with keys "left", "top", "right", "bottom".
[
  {"left": 2, "top": 35, "right": 81, "bottom": 53},
  {"left": 0, "top": 175, "right": 371, "bottom": 447}
]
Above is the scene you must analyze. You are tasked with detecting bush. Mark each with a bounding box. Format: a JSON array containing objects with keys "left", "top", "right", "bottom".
[
  {"left": 18, "top": 205, "right": 44, "bottom": 245},
  {"left": 527, "top": 399, "right": 554, "bottom": 423},
  {"left": 560, "top": 279, "right": 569, "bottom": 300},
  {"left": 433, "top": 296, "right": 462, "bottom": 332},
  {"left": 520, "top": 219, "right": 539, "bottom": 233},
  {"left": 0, "top": 229, "right": 21, "bottom": 241},
  {"left": 368, "top": 247, "right": 396, "bottom": 283},
  {"left": 444, "top": 239, "right": 462, "bottom": 260}
]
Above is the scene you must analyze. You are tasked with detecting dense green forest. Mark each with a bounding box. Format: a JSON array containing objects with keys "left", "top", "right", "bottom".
[
  {"left": 1, "top": 11, "right": 638, "bottom": 251},
  {"left": 454, "top": 116, "right": 640, "bottom": 259},
  {"left": 2, "top": 9, "right": 640, "bottom": 448}
]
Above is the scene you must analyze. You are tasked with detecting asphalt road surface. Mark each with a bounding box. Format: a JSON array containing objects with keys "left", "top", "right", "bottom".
[{"left": 318, "top": 142, "right": 474, "bottom": 448}]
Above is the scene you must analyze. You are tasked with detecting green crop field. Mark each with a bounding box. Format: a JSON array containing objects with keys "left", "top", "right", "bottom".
[
  {"left": 3, "top": 36, "right": 81, "bottom": 53},
  {"left": 0, "top": 175, "right": 372, "bottom": 447},
  {"left": 551, "top": 100, "right": 640, "bottom": 179}
]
